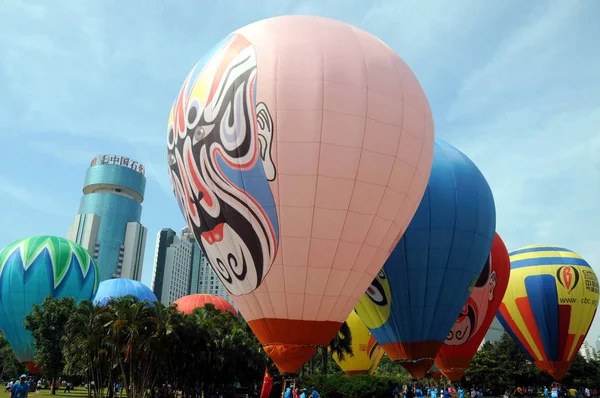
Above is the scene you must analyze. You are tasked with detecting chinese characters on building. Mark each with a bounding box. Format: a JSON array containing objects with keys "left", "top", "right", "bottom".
[{"left": 90, "top": 155, "right": 145, "bottom": 176}]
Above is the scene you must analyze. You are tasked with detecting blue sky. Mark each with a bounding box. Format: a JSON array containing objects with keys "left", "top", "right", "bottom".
[{"left": 1, "top": 1, "right": 600, "bottom": 340}]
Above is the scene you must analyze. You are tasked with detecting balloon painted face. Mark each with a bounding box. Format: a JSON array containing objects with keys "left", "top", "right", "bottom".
[
  {"left": 355, "top": 270, "right": 392, "bottom": 329},
  {"left": 367, "top": 335, "right": 380, "bottom": 361},
  {"left": 167, "top": 34, "right": 278, "bottom": 296},
  {"left": 446, "top": 255, "right": 498, "bottom": 345}
]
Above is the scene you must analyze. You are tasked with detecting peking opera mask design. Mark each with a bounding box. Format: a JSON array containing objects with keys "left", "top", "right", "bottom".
[
  {"left": 445, "top": 254, "right": 498, "bottom": 345},
  {"left": 167, "top": 33, "right": 278, "bottom": 296}
]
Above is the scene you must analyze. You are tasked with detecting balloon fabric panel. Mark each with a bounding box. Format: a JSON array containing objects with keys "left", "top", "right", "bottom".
[
  {"left": 435, "top": 233, "right": 511, "bottom": 381},
  {"left": 497, "top": 246, "right": 599, "bottom": 380},
  {"left": 0, "top": 236, "right": 99, "bottom": 368},
  {"left": 355, "top": 140, "right": 496, "bottom": 378},
  {"left": 173, "top": 294, "right": 237, "bottom": 316},
  {"left": 166, "top": 15, "right": 436, "bottom": 373},
  {"left": 93, "top": 278, "right": 157, "bottom": 306}
]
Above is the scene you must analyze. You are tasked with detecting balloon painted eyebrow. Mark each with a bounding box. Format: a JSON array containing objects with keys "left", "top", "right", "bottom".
[{"left": 214, "top": 55, "right": 253, "bottom": 107}]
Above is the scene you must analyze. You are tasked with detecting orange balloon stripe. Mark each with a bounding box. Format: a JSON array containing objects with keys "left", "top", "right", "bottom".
[
  {"left": 498, "top": 302, "right": 539, "bottom": 360},
  {"left": 572, "top": 308, "right": 597, "bottom": 360},
  {"left": 380, "top": 341, "right": 442, "bottom": 362},
  {"left": 572, "top": 335, "right": 585, "bottom": 361},
  {"left": 400, "top": 360, "right": 434, "bottom": 379},
  {"left": 564, "top": 334, "right": 576, "bottom": 361},
  {"left": 557, "top": 304, "right": 571, "bottom": 360},
  {"left": 516, "top": 297, "right": 548, "bottom": 361},
  {"left": 264, "top": 345, "right": 318, "bottom": 374},
  {"left": 249, "top": 318, "right": 343, "bottom": 372}
]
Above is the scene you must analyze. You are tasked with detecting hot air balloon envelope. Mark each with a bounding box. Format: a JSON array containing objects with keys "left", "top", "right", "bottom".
[
  {"left": 497, "top": 245, "right": 599, "bottom": 380},
  {"left": 93, "top": 278, "right": 157, "bottom": 306},
  {"left": 435, "top": 233, "right": 511, "bottom": 381},
  {"left": 166, "top": 15, "right": 435, "bottom": 373},
  {"left": 173, "top": 294, "right": 237, "bottom": 316},
  {"left": 0, "top": 236, "right": 99, "bottom": 371},
  {"left": 355, "top": 140, "right": 496, "bottom": 378},
  {"left": 428, "top": 364, "right": 442, "bottom": 382},
  {"left": 331, "top": 311, "right": 384, "bottom": 376}
]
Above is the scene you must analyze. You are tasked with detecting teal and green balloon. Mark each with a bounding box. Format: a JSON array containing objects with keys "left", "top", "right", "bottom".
[{"left": 0, "top": 236, "right": 99, "bottom": 372}]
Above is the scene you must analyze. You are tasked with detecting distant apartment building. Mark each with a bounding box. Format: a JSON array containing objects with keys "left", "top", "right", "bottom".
[
  {"left": 151, "top": 228, "right": 177, "bottom": 304},
  {"left": 67, "top": 155, "right": 147, "bottom": 281},
  {"left": 580, "top": 341, "right": 596, "bottom": 361},
  {"left": 181, "top": 227, "right": 202, "bottom": 295},
  {"left": 151, "top": 227, "right": 234, "bottom": 307}
]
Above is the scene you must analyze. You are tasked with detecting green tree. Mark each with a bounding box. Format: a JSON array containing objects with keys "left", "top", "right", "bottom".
[
  {"left": 108, "top": 297, "right": 165, "bottom": 398},
  {"left": 64, "top": 300, "right": 117, "bottom": 398},
  {"left": 310, "top": 321, "right": 355, "bottom": 375},
  {"left": 0, "top": 332, "right": 26, "bottom": 381},
  {"left": 24, "top": 296, "right": 76, "bottom": 394},
  {"left": 29, "top": 296, "right": 284, "bottom": 397}
]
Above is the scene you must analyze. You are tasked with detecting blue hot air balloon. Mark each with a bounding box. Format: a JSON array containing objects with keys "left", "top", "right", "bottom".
[
  {"left": 0, "top": 236, "right": 99, "bottom": 373},
  {"left": 355, "top": 140, "right": 496, "bottom": 378},
  {"left": 93, "top": 278, "right": 157, "bottom": 306}
]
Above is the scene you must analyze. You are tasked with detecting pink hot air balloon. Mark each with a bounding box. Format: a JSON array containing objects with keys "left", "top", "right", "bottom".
[{"left": 166, "top": 15, "right": 434, "bottom": 373}]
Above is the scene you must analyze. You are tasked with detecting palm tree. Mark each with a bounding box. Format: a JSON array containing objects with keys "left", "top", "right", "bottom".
[
  {"left": 64, "top": 300, "right": 117, "bottom": 398},
  {"left": 319, "top": 321, "right": 354, "bottom": 374},
  {"left": 108, "top": 297, "right": 163, "bottom": 398}
]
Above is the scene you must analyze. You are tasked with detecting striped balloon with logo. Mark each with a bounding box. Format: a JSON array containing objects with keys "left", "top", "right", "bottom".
[{"left": 497, "top": 245, "right": 598, "bottom": 380}]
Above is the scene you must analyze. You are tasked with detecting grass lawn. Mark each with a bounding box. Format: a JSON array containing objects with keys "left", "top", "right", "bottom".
[{"left": 33, "top": 388, "right": 97, "bottom": 398}]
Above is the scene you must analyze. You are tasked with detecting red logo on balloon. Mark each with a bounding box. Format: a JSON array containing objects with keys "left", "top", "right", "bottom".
[{"left": 556, "top": 265, "right": 580, "bottom": 293}]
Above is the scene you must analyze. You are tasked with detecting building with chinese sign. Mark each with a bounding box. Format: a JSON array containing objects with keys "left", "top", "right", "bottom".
[{"left": 67, "top": 154, "right": 148, "bottom": 282}]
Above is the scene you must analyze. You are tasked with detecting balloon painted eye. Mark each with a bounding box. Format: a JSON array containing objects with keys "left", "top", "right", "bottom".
[
  {"left": 187, "top": 99, "right": 201, "bottom": 129},
  {"left": 366, "top": 279, "right": 388, "bottom": 306},
  {"left": 475, "top": 255, "right": 491, "bottom": 288},
  {"left": 167, "top": 125, "right": 175, "bottom": 147},
  {"left": 193, "top": 125, "right": 214, "bottom": 145},
  {"left": 168, "top": 152, "right": 176, "bottom": 166},
  {"left": 378, "top": 270, "right": 386, "bottom": 279}
]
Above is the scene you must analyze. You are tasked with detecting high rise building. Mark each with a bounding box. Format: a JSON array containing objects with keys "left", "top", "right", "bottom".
[
  {"left": 152, "top": 227, "right": 234, "bottom": 307},
  {"left": 151, "top": 228, "right": 177, "bottom": 302},
  {"left": 67, "top": 155, "right": 147, "bottom": 281},
  {"left": 181, "top": 227, "right": 202, "bottom": 295},
  {"left": 595, "top": 335, "right": 600, "bottom": 354},
  {"left": 152, "top": 228, "right": 193, "bottom": 305}
]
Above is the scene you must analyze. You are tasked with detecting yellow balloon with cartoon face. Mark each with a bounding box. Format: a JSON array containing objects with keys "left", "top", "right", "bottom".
[{"left": 355, "top": 269, "right": 392, "bottom": 329}]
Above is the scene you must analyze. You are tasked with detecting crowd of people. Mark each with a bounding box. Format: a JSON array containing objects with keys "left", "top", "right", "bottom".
[
  {"left": 283, "top": 384, "right": 320, "bottom": 398},
  {"left": 388, "top": 384, "right": 600, "bottom": 398},
  {"left": 393, "top": 384, "right": 486, "bottom": 398},
  {"left": 502, "top": 385, "right": 598, "bottom": 398}
]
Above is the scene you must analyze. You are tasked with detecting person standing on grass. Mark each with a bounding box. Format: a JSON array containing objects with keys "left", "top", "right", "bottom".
[{"left": 10, "top": 375, "right": 29, "bottom": 398}]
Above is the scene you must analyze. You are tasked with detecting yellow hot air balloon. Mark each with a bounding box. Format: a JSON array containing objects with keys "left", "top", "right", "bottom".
[
  {"left": 332, "top": 311, "right": 385, "bottom": 376},
  {"left": 497, "top": 245, "right": 599, "bottom": 380}
]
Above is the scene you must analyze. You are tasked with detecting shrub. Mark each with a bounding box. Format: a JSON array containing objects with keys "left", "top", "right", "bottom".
[{"left": 301, "top": 373, "right": 398, "bottom": 398}]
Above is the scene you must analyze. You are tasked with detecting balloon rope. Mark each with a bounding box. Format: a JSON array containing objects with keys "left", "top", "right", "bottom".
[{"left": 262, "top": 344, "right": 322, "bottom": 348}]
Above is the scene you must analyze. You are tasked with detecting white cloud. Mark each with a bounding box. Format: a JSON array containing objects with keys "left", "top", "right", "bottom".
[
  {"left": 441, "top": 0, "right": 600, "bottom": 263},
  {"left": 447, "top": 1, "right": 590, "bottom": 123}
]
